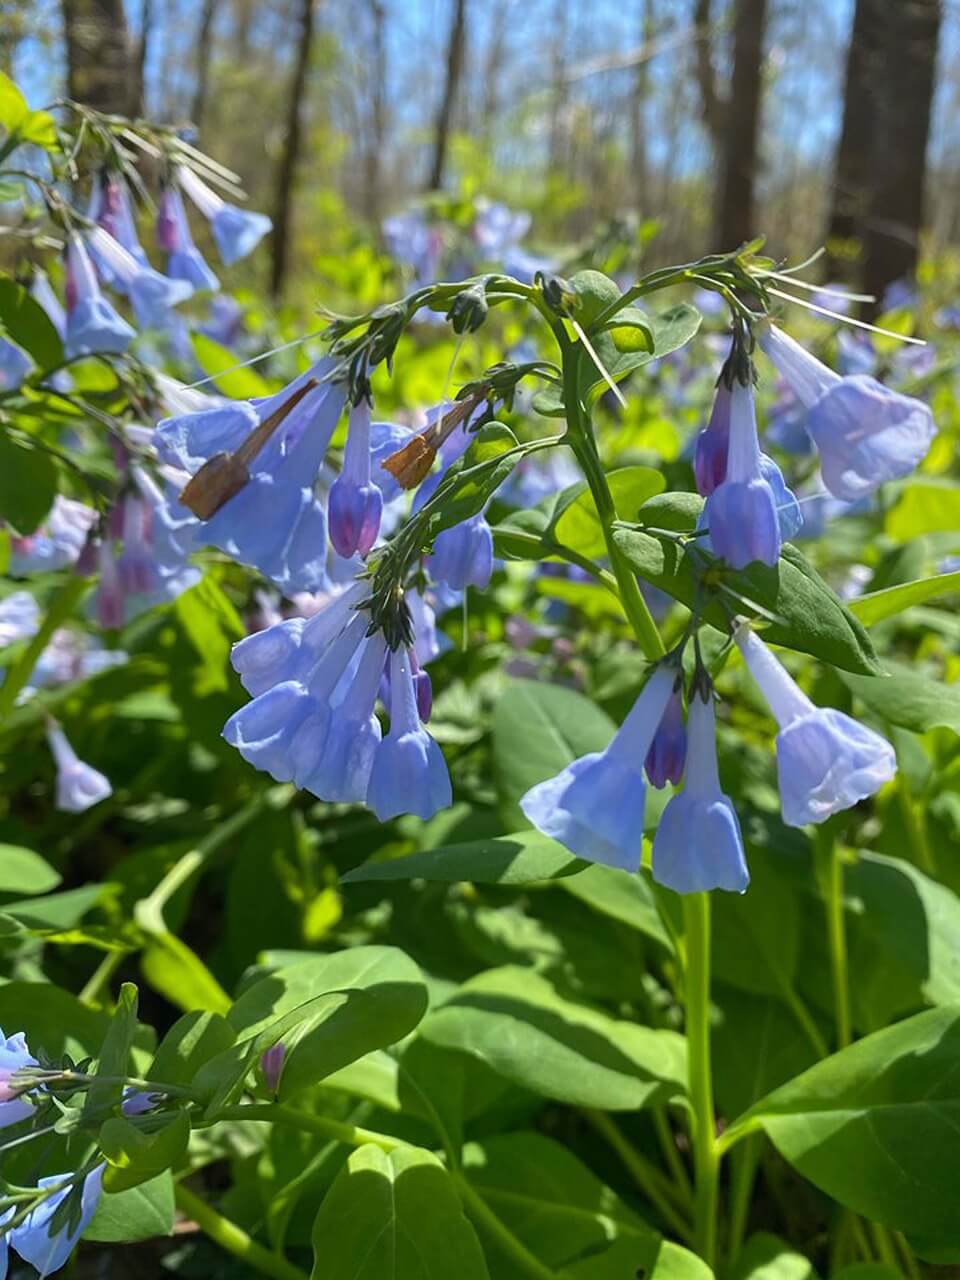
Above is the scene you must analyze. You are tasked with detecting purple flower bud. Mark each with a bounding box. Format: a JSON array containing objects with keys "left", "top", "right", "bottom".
[
  {"left": 260, "top": 1043, "right": 286, "bottom": 1094},
  {"left": 645, "top": 682, "right": 687, "bottom": 787},
  {"left": 694, "top": 383, "right": 731, "bottom": 496},
  {"left": 329, "top": 402, "right": 383, "bottom": 558}
]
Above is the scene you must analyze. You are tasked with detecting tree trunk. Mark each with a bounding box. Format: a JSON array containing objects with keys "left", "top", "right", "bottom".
[
  {"left": 61, "top": 0, "right": 134, "bottom": 114},
  {"left": 630, "top": 0, "right": 654, "bottom": 216},
  {"left": 715, "top": 0, "right": 768, "bottom": 249},
  {"left": 827, "top": 0, "right": 884, "bottom": 268},
  {"left": 270, "top": 0, "right": 316, "bottom": 300},
  {"left": 130, "top": 0, "right": 152, "bottom": 115},
  {"left": 191, "top": 0, "right": 221, "bottom": 134},
  {"left": 863, "top": 0, "right": 942, "bottom": 308},
  {"left": 425, "top": 0, "right": 467, "bottom": 192},
  {"left": 364, "top": 0, "right": 386, "bottom": 226}
]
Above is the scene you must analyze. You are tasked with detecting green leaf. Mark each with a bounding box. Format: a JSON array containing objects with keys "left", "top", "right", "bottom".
[
  {"left": 0, "top": 72, "right": 30, "bottom": 133},
  {"left": 831, "top": 1268, "right": 904, "bottom": 1280},
  {"left": 421, "top": 965, "right": 686, "bottom": 1110},
  {"left": 0, "top": 844, "right": 61, "bottom": 895},
  {"left": 342, "top": 831, "right": 583, "bottom": 886},
  {"left": 195, "top": 946, "right": 427, "bottom": 1107},
  {"left": 730, "top": 1232, "right": 819, "bottom": 1280},
  {"left": 0, "top": 981, "right": 123, "bottom": 1061},
  {"left": 309, "top": 1144, "right": 490, "bottom": 1279},
  {"left": 84, "top": 1171, "right": 175, "bottom": 1243},
  {"left": 885, "top": 482, "right": 960, "bottom": 541},
  {"left": 149, "top": 1010, "right": 236, "bottom": 1086},
  {"left": 0, "top": 430, "right": 57, "bottom": 534},
  {"left": 492, "top": 677, "right": 617, "bottom": 827},
  {"left": 569, "top": 270, "right": 622, "bottom": 327},
  {"left": 191, "top": 332, "right": 271, "bottom": 398},
  {"left": 322, "top": 1050, "right": 401, "bottom": 1111},
  {"left": 612, "top": 518, "right": 883, "bottom": 676},
  {"left": 0, "top": 276, "right": 64, "bottom": 370},
  {"left": 714, "top": 990, "right": 817, "bottom": 1121},
  {"left": 174, "top": 577, "right": 243, "bottom": 696},
  {"left": 83, "top": 982, "right": 139, "bottom": 1120},
  {"left": 141, "top": 932, "right": 231, "bottom": 1015},
  {"left": 100, "top": 1111, "right": 190, "bottom": 1192},
  {"left": 609, "top": 302, "right": 702, "bottom": 379},
  {"left": 558, "top": 864, "right": 672, "bottom": 950},
  {"left": 427, "top": 423, "right": 521, "bottom": 538},
  {"left": 730, "top": 1007, "right": 960, "bottom": 1239},
  {"left": 840, "top": 662, "right": 960, "bottom": 736},
  {"left": 847, "top": 572, "right": 960, "bottom": 625},
  {"left": 553, "top": 466, "right": 665, "bottom": 557}
]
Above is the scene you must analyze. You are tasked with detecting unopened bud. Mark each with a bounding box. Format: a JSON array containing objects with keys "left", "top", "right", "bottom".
[
  {"left": 447, "top": 283, "right": 488, "bottom": 335},
  {"left": 260, "top": 1043, "right": 286, "bottom": 1095}
]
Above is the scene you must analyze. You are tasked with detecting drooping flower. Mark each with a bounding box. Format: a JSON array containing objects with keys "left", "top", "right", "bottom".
[
  {"left": 64, "top": 234, "right": 135, "bottom": 358},
  {"left": 382, "top": 209, "right": 444, "bottom": 288},
  {"left": 759, "top": 323, "right": 936, "bottom": 501},
  {"left": 367, "top": 646, "right": 451, "bottom": 821},
  {"left": 0, "top": 1027, "right": 37, "bottom": 1128},
  {"left": 45, "top": 719, "right": 112, "bottom": 813},
  {"left": 9, "top": 496, "right": 97, "bottom": 575},
  {"left": 645, "top": 680, "right": 687, "bottom": 787},
  {"left": 735, "top": 625, "right": 896, "bottom": 827},
  {"left": 704, "top": 381, "right": 782, "bottom": 568},
  {"left": 176, "top": 164, "right": 272, "bottom": 266},
  {"left": 10, "top": 1164, "right": 105, "bottom": 1277},
  {"left": 157, "top": 361, "right": 346, "bottom": 593},
  {"left": 0, "top": 336, "right": 31, "bottom": 389},
  {"left": 328, "top": 401, "right": 383, "bottom": 558},
  {"left": 651, "top": 687, "right": 748, "bottom": 893},
  {"left": 30, "top": 269, "right": 67, "bottom": 341},
  {"left": 86, "top": 226, "right": 192, "bottom": 331},
  {"left": 0, "top": 590, "right": 40, "bottom": 645},
  {"left": 157, "top": 184, "right": 221, "bottom": 293},
  {"left": 520, "top": 665, "right": 676, "bottom": 871},
  {"left": 90, "top": 171, "right": 150, "bottom": 269}
]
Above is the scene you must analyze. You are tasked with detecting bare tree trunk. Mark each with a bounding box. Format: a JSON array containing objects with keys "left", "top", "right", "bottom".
[
  {"left": 547, "top": 0, "right": 569, "bottom": 176},
  {"left": 61, "top": 0, "right": 134, "bottom": 114},
  {"left": 191, "top": 0, "right": 221, "bottom": 134},
  {"left": 364, "top": 0, "right": 386, "bottom": 226},
  {"left": 270, "top": 0, "right": 316, "bottom": 300},
  {"left": 693, "top": 0, "right": 723, "bottom": 146},
  {"left": 715, "top": 0, "right": 767, "bottom": 248},
  {"left": 630, "top": 0, "right": 654, "bottom": 215},
  {"left": 864, "top": 0, "right": 942, "bottom": 309},
  {"left": 130, "top": 0, "right": 152, "bottom": 115},
  {"left": 479, "top": 0, "right": 509, "bottom": 147},
  {"left": 425, "top": 0, "right": 467, "bottom": 192}
]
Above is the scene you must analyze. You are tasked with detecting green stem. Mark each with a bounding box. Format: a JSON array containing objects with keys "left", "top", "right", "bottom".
[
  {"left": 683, "top": 892, "right": 719, "bottom": 1268},
  {"left": 652, "top": 1107, "right": 694, "bottom": 1205},
  {"left": 815, "top": 826, "right": 852, "bottom": 1049},
  {"left": 204, "top": 1102, "right": 408, "bottom": 1153},
  {"left": 895, "top": 756, "right": 936, "bottom": 874},
  {"left": 452, "top": 1173, "right": 559, "bottom": 1280},
  {"left": 585, "top": 1110, "right": 693, "bottom": 1242},
  {"left": 175, "top": 1184, "right": 308, "bottom": 1280},
  {"left": 895, "top": 1230, "right": 922, "bottom": 1280},
  {"left": 869, "top": 1221, "right": 899, "bottom": 1267},
  {"left": 726, "top": 1134, "right": 762, "bottom": 1261},
  {"left": 79, "top": 950, "right": 127, "bottom": 1007}
]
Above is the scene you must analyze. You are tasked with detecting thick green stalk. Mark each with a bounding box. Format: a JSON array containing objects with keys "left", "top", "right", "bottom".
[
  {"left": 683, "top": 892, "right": 719, "bottom": 1268},
  {"left": 175, "top": 1184, "right": 308, "bottom": 1280},
  {"left": 815, "top": 827, "right": 851, "bottom": 1049}
]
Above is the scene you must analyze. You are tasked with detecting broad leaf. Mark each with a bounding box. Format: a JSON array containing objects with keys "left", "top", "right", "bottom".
[
  {"left": 0, "top": 844, "right": 61, "bottom": 895},
  {"left": 84, "top": 1172, "right": 175, "bottom": 1243},
  {"left": 558, "top": 864, "right": 672, "bottom": 950},
  {"left": 840, "top": 662, "right": 960, "bottom": 736},
  {"left": 553, "top": 465, "right": 665, "bottom": 557},
  {"left": 100, "top": 1111, "right": 190, "bottom": 1192},
  {"left": 847, "top": 571, "right": 960, "bottom": 626},
  {"left": 342, "top": 831, "right": 583, "bottom": 886},
  {"left": 191, "top": 332, "right": 271, "bottom": 398},
  {"left": 0, "top": 276, "right": 63, "bottom": 370},
  {"left": 0, "top": 430, "right": 57, "bottom": 534}
]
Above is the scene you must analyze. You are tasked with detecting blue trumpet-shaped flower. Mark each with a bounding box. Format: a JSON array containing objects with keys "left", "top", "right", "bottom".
[
  {"left": 329, "top": 401, "right": 383, "bottom": 558},
  {"left": 30, "top": 269, "right": 67, "bottom": 341},
  {"left": 10, "top": 1164, "right": 105, "bottom": 1277},
  {"left": 87, "top": 226, "right": 192, "bottom": 331},
  {"left": 704, "top": 381, "right": 782, "bottom": 569},
  {"left": 64, "top": 234, "right": 135, "bottom": 358},
  {"left": 693, "top": 382, "right": 731, "bottom": 497},
  {"left": 9, "top": 496, "right": 96, "bottom": 575},
  {"left": 520, "top": 665, "right": 676, "bottom": 871},
  {"left": 0, "top": 1027, "right": 37, "bottom": 1128},
  {"left": 45, "top": 719, "right": 111, "bottom": 813},
  {"left": 177, "top": 164, "right": 271, "bottom": 266},
  {"left": 158, "top": 185, "right": 221, "bottom": 293},
  {"left": 367, "top": 647, "right": 451, "bottom": 820},
  {"left": 92, "top": 172, "right": 150, "bottom": 269},
  {"left": 760, "top": 324, "right": 936, "bottom": 501},
  {"left": 645, "top": 681, "right": 687, "bottom": 787},
  {"left": 0, "top": 337, "right": 31, "bottom": 390},
  {"left": 652, "top": 689, "right": 748, "bottom": 893},
  {"left": 736, "top": 625, "right": 896, "bottom": 827}
]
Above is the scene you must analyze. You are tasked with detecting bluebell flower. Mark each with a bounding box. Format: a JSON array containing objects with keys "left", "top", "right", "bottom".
[
  {"left": 652, "top": 689, "right": 748, "bottom": 894},
  {"left": 158, "top": 185, "right": 220, "bottom": 293},
  {"left": 760, "top": 324, "right": 936, "bottom": 501},
  {"left": 836, "top": 330, "right": 878, "bottom": 378},
  {"left": 10, "top": 1164, "right": 105, "bottom": 1277},
  {"left": 736, "top": 625, "right": 896, "bottom": 827},
  {"left": 87, "top": 226, "right": 192, "bottom": 331},
  {"left": 29, "top": 269, "right": 67, "bottom": 341},
  {"left": 520, "top": 665, "right": 676, "bottom": 871},
  {"left": 382, "top": 209, "right": 443, "bottom": 286},
  {"left": 9, "top": 496, "right": 97, "bottom": 575},
  {"left": 0, "top": 1027, "right": 37, "bottom": 1127},
  {"left": 45, "top": 719, "right": 111, "bottom": 813},
  {"left": 64, "top": 235, "right": 135, "bottom": 359},
  {"left": 694, "top": 382, "right": 731, "bottom": 496},
  {"left": 758, "top": 453, "right": 803, "bottom": 540},
  {"left": 473, "top": 199, "right": 531, "bottom": 258},
  {"left": 704, "top": 381, "right": 782, "bottom": 568},
  {"left": 0, "top": 591, "right": 40, "bottom": 646},
  {"left": 223, "top": 679, "right": 316, "bottom": 782},
  {"left": 92, "top": 172, "right": 150, "bottom": 269},
  {"left": 177, "top": 165, "right": 271, "bottom": 266},
  {"left": 0, "top": 337, "right": 31, "bottom": 389},
  {"left": 367, "top": 647, "right": 451, "bottom": 820},
  {"left": 765, "top": 384, "right": 813, "bottom": 455},
  {"left": 200, "top": 293, "right": 244, "bottom": 348},
  {"left": 645, "top": 681, "right": 687, "bottom": 787},
  {"left": 882, "top": 279, "right": 916, "bottom": 311},
  {"left": 329, "top": 401, "right": 383, "bottom": 558}
]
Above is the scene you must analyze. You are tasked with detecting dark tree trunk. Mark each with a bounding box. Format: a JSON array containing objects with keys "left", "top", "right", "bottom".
[
  {"left": 131, "top": 0, "right": 152, "bottom": 115},
  {"left": 364, "top": 0, "right": 386, "bottom": 226},
  {"left": 630, "top": 0, "right": 654, "bottom": 216},
  {"left": 61, "top": 0, "right": 134, "bottom": 114},
  {"left": 827, "top": 0, "right": 884, "bottom": 270},
  {"left": 270, "top": 0, "right": 316, "bottom": 300},
  {"left": 693, "top": 0, "right": 724, "bottom": 147},
  {"left": 715, "top": 0, "right": 768, "bottom": 249},
  {"left": 425, "top": 0, "right": 467, "bottom": 192},
  {"left": 863, "top": 0, "right": 942, "bottom": 309},
  {"left": 191, "top": 0, "right": 221, "bottom": 134}
]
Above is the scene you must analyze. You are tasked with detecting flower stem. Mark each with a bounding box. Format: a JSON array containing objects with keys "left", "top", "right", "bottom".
[
  {"left": 683, "top": 892, "right": 719, "bottom": 1268},
  {"left": 452, "top": 1173, "right": 559, "bottom": 1280},
  {"left": 175, "top": 1184, "right": 308, "bottom": 1280},
  {"left": 203, "top": 1102, "right": 408, "bottom": 1153},
  {"left": 815, "top": 825, "right": 851, "bottom": 1049},
  {"left": 584, "top": 1110, "right": 693, "bottom": 1242}
]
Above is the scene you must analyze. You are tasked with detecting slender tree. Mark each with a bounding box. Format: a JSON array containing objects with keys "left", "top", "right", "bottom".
[
  {"left": 61, "top": 0, "right": 134, "bottom": 114},
  {"left": 863, "top": 0, "right": 942, "bottom": 307},
  {"left": 364, "top": 0, "right": 387, "bottom": 226},
  {"left": 191, "top": 0, "right": 221, "bottom": 134},
  {"left": 270, "top": 0, "right": 316, "bottom": 300},
  {"left": 715, "top": 0, "right": 768, "bottom": 249},
  {"left": 425, "top": 0, "right": 467, "bottom": 192}
]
